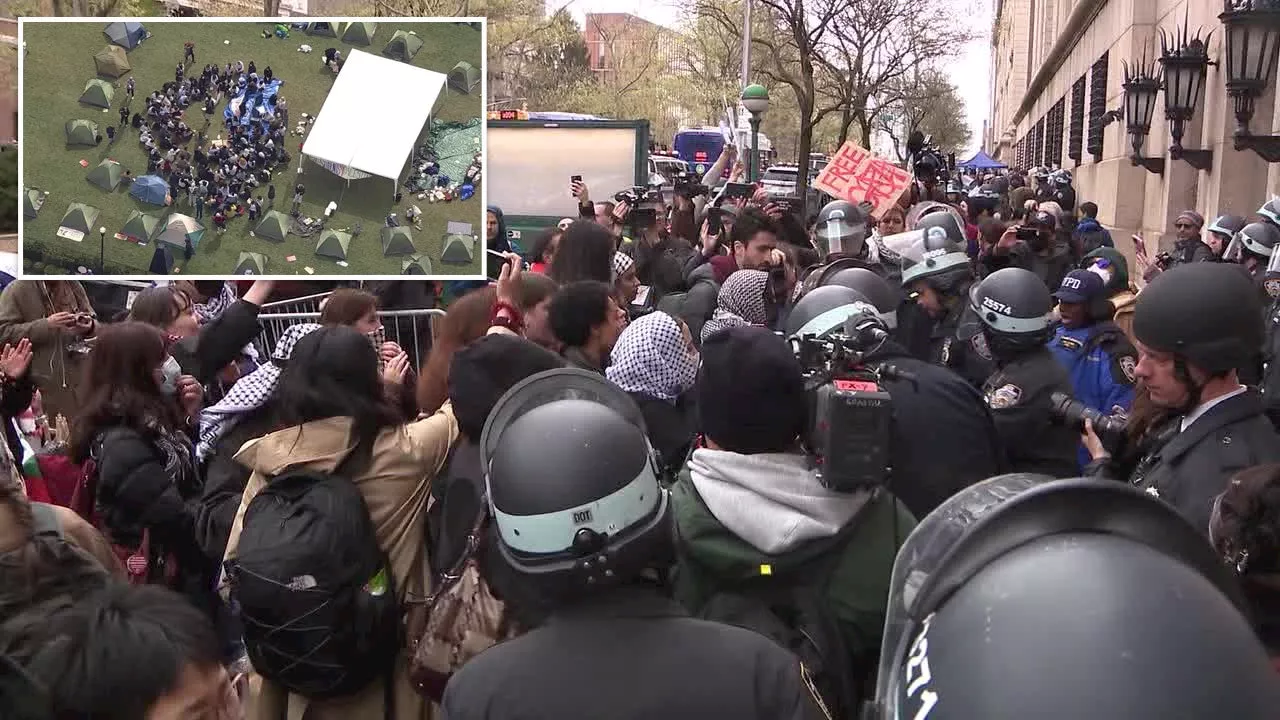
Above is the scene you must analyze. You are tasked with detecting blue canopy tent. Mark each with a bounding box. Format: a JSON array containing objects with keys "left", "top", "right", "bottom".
[
  {"left": 104, "top": 21, "right": 147, "bottom": 50},
  {"left": 129, "top": 175, "right": 169, "bottom": 205},
  {"left": 957, "top": 149, "right": 1007, "bottom": 170}
]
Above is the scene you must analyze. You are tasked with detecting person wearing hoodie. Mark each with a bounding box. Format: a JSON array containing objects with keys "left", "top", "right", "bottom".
[
  {"left": 605, "top": 311, "right": 700, "bottom": 473},
  {"left": 1081, "top": 246, "right": 1138, "bottom": 343},
  {"left": 671, "top": 326, "right": 916, "bottom": 696},
  {"left": 700, "top": 269, "right": 773, "bottom": 343},
  {"left": 487, "top": 206, "right": 510, "bottom": 254},
  {"left": 1073, "top": 201, "right": 1114, "bottom": 254}
]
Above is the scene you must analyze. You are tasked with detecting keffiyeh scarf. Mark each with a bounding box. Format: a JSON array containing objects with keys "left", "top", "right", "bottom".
[
  {"left": 612, "top": 251, "right": 635, "bottom": 282},
  {"left": 195, "top": 323, "right": 321, "bottom": 461},
  {"left": 701, "top": 269, "right": 770, "bottom": 343},
  {"left": 606, "top": 311, "right": 699, "bottom": 402}
]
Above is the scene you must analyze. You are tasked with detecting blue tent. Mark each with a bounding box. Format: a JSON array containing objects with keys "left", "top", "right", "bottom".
[
  {"left": 957, "top": 149, "right": 1007, "bottom": 170},
  {"left": 104, "top": 21, "right": 147, "bottom": 50},
  {"left": 224, "top": 79, "right": 283, "bottom": 132},
  {"left": 129, "top": 175, "right": 169, "bottom": 206}
]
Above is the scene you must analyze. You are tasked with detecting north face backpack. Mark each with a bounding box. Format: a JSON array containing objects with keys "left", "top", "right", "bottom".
[
  {"left": 227, "top": 442, "right": 400, "bottom": 700},
  {"left": 691, "top": 517, "right": 866, "bottom": 719}
]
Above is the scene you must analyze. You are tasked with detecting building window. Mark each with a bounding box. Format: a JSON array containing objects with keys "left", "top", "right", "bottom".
[
  {"left": 1031, "top": 117, "right": 1044, "bottom": 167},
  {"left": 1068, "top": 76, "right": 1086, "bottom": 163},
  {"left": 1048, "top": 98, "right": 1065, "bottom": 168},
  {"left": 1087, "top": 52, "right": 1109, "bottom": 160}
]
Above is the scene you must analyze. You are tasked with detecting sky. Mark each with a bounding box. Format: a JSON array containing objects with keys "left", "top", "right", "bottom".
[{"left": 560, "top": 0, "right": 994, "bottom": 157}]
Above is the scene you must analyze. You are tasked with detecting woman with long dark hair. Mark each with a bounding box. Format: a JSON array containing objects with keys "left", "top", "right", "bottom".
[
  {"left": 69, "top": 322, "right": 209, "bottom": 607},
  {"left": 219, "top": 325, "right": 457, "bottom": 719},
  {"left": 320, "top": 288, "right": 416, "bottom": 418},
  {"left": 549, "top": 220, "right": 614, "bottom": 285}
]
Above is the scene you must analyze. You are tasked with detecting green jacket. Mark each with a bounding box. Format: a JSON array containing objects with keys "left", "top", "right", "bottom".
[{"left": 670, "top": 457, "right": 916, "bottom": 670}]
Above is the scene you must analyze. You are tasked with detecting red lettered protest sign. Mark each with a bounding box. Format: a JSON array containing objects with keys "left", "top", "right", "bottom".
[{"left": 811, "top": 141, "right": 913, "bottom": 219}]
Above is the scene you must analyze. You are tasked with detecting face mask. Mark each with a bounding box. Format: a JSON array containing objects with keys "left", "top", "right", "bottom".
[{"left": 159, "top": 355, "right": 182, "bottom": 396}]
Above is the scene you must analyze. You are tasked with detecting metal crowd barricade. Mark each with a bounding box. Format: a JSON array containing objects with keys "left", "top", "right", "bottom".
[
  {"left": 254, "top": 308, "right": 445, "bottom": 368},
  {"left": 259, "top": 291, "right": 335, "bottom": 315}
]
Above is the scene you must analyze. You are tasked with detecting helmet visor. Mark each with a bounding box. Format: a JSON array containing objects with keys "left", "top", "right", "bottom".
[
  {"left": 815, "top": 217, "right": 866, "bottom": 256},
  {"left": 873, "top": 474, "right": 1051, "bottom": 715},
  {"left": 1223, "top": 234, "right": 1246, "bottom": 263},
  {"left": 1268, "top": 244, "right": 1280, "bottom": 277}
]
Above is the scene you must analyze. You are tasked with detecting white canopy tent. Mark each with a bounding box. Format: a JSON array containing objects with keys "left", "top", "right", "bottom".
[{"left": 301, "top": 48, "right": 447, "bottom": 197}]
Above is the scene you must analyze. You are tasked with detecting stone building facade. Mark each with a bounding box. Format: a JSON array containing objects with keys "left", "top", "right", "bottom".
[{"left": 988, "top": 0, "right": 1279, "bottom": 256}]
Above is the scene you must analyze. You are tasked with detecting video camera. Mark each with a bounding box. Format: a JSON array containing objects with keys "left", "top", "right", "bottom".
[
  {"left": 788, "top": 303, "right": 915, "bottom": 494},
  {"left": 673, "top": 171, "right": 710, "bottom": 200},
  {"left": 906, "top": 130, "right": 954, "bottom": 188}
]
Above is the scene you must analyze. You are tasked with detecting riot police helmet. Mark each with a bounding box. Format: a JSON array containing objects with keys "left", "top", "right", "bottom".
[
  {"left": 813, "top": 200, "right": 870, "bottom": 257},
  {"left": 783, "top": 284, "right": 887, "bottom": 345},
  {"left": 821, "top": 266, "right": 900, "bottom": 329},
  {"left": 915, "top": 206, "right": 968, "bottom": 248},
  {"left": 1224, "top": 221, "right": 1280, "bottom": 263},
  {"left": 1256, "top": 196, "right": 1280, "bottom": 227},
  {"left": 870, "top": 476, "right": 1275, "bottom": 720},
  {"left": 891, "top": 225, "right": 972, "bottom": 290},
  {"left": 482, "top": 368, "right": 671, "bottom": 600},
  {"left": 1207, "top": 213, "right": 1248, "bottom": 243},
  {"left": 956, "top": 267, "right": 1055, "bottom": 354},
  {"left": 905, "top": 201, "right": 965, "bottom": 233},
  {"left": 1131, "top": 262, "right": 1264, "bottom": 377},
  {"left": 965, "top": 184, "right": 1001, "bottom": 220}
]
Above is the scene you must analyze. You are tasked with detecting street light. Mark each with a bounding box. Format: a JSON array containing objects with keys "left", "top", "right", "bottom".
[
  {"left": 1122, "top": 57, "right": 1166, "bottom": 174},
  {"left": 1159, "top": 21, "right": 1215, "bottom": 169},
  {"left": 741, "top": 83, "right": 770, "bottom": 183},
  {"left": 98, "top": 226, "right": 106, "bottom": 274},
  {"left": 1220, "top": 0, "right": 1280, "bottom": 161}
]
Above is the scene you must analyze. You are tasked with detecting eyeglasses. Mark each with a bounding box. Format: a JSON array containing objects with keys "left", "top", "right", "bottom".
[{"left": 1174, "top": 223, "right": 1195, "bottom": 229}]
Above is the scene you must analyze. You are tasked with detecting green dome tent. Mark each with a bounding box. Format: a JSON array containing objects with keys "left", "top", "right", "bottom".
[
  {"left": 402, "top": 254, "right": 433, "bottom": 275},
  {"left": 448, "top": 62, "right": 480, "bottom": 94},
  {"left": 234, "top": 252, "right": 267, "bottom": 275},
  {"left": 440, "top": 233, "right": 476, "bottom": 265},
  {"left": 65, "top": 119, "right": 99, "bottom": 146},
  {"left": 93, "top": 45, "right": 131, "bottom": 79},
  {"left": 254, "top": 211, "right": 290, "bottom": 242},
  {"left": 79, "top": 79, "right": 114, "bottom": 109},
  {"left": 23, "top": 189, "right": 46, "bottom": 220},
  {"left": 382, "top": 31, "right": 422, "bottom": 63},
  {"left": 315, "top": 229, "right": 352, "bottom": 261},
  {"left": 306, "top": 21, "right": 338, "bottom": 37},
  {"left": 341, "top": 21, "right": 376, "bottom": 46},
  {"left": 156, "top": 213, "right": 204, "bottom": 250},
  {"left": 121, "top": 210, "right": 160, "bottom": 243},
  {"left": 59, "top": 203, "right": 100, "bottom": 234},
  {"left": 86, "top": 159, "right": 124, "bottom": 191},
  {"left": 380, "top": 226, "right": 416, "bottom": 256}
]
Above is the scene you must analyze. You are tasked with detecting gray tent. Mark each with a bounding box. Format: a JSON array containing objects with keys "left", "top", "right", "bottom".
[
  {"left": 341, "top": 21, "right": 376, "bottom": 46},
  {"left": 306, "top": 21, "right": 338, "bottom": 37},
  {"left": 65, "top": 119, "right": 99, "bottom": 146},
  {"left": 94, "top": 45, "right": 131, "bottom": 78},
  {"left": 254, "top": 211, "right": 290, "bottom": 242},
  {"left": 121, "top": 210, "right": 160, "bottom": 243},
  {"left": 23, "top": 189, "right": 46, "bottom": 220},
  {"left": 79, "top": 79, "right": 114, "bottom": 108},
  {"left": 380, "top": 226, "right": 416, "bottom": 256},
  {"left": 448, "top": 62, "right": 480, "bottom": 94},
  {"left": 155, "top": 213, "right": 204, "bottom": 250},
  {"left": 440, "top": 233, "right": 476, "bottom": 265},
  {"left": 382, "top": 30, "right": 423, "bottom": 63},
  {"left": 86, "top": 159, "right": 124, "bottom": 191},
  {"left": 315, "top": 229, "right": 352, "bottom": 261},
  {"left": 59, "top": 203, "right": 100, "bottom": 234},
  {"left": 402, "top": 254, "right": 433, "bottom": 275},
  {"left": 234, "top": 252, "right": 267, "bottom": 275}
]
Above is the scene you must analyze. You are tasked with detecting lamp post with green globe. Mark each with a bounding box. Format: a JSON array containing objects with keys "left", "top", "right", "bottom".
[{"left": 741, "top": 84, "right": 770, "bottom": 183}]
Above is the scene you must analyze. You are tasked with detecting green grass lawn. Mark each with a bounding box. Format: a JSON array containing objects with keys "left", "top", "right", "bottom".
[{"left": 21, "top": 19, "right": 483, "bottom": 276}]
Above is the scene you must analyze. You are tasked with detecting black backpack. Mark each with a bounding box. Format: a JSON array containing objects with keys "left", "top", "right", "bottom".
[
  {"left": 691, "top": 516, "right": 866, "bottom": 720},
  {"left": 227, "top": 442, "right": 400, "bottom": 701}
]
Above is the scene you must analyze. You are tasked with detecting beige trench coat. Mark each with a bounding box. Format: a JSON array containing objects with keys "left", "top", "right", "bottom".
[{"left": 222, "top": 406, "right": 458, "bottom": 720}]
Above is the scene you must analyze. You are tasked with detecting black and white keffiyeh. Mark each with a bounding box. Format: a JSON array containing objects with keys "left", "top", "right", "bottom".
[
  {"left": 612, "top": 251, "right": 635, "bottom": 282},
  {"left": 606, "top": 311, "right": 699, "bottom": 402},
  {"left": 701, "top": 269, "right": 770, "bottom": 343},
  {"left": 196, "top": 322, "right": 321, "bottom": 461}
]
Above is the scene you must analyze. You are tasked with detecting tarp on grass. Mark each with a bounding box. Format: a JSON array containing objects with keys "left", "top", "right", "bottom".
[
  {"left": 79, "top": 79, "right": 114, "bottom": 108},
  {"left": 382, "top": 30, "right": 422, "bottom": 63},
  {"left": 121, "top": 210, "right": 160, "bottom": 243},
  {"left": 86, "top": 159, "right": 124, "bottom": 191},
  {"left": 402, "top": 254, "right": 433, "bottom": 275},
  {"left": 380, "top": 226, "right": 416, "bottom": 256},
  {"left": 129, "top": 175, "right": 170, "bottom": 205},
  {"left": 341, "top": 21, "right": 376, "bottom": 46},
  {"left": 23, "top": 189, "right": 46, "bottom": 220},
  {"left": 60, "top": 203, "right": 100, "bottom": 234},
  {"left": 441, "top": 233, "right": 476, "bottom": 264},
  {"left": 234, "top": 251, "right": 267, "bottom": 275},
  {"left": 156, "top": 213, "right": 204, "bottom": 250},
  {"left": 315, "top": 229, "right": 352, "bottom": 260},
  {"left": 94, "top": 45, "right": 131, "bottom": 78},
  {"left": 65, "top": 119, "right": 98, "bottom": 146},
  {"left": 254, "top": 210, "right": 290, "bottom": 242}
]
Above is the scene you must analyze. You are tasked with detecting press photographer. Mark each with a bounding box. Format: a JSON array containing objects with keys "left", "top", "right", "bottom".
[{"left": 614, "top": 186, "right": 695, "bottom": 299}]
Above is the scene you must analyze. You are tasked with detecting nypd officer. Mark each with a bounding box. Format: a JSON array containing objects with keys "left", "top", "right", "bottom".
[
  {"left": 441, "top": 369, "right": 827, "bottom": 720},
  {"left": 960, "top": 268, "right": 1078, "bottom": 477},
  {"left": 796, "top": 200, "right": 884, "bottom": 294},
  {"left": 1083, "top": 262, "right": 1280, "bottom": 533},
  {"left": 1265, "top": 246, "right": 1280, "bottom": 429}
]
